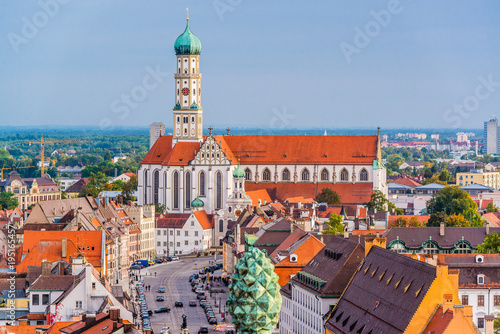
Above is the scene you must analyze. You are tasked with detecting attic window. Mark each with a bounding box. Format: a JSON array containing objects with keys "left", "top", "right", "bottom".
[
  {"left": 342, "top": 315, "right": 350, "bottom": 327},
  {"left": 363, "top": 264, "right": 371, "bottom": 275},
  {"left": 394, "top": 277, "right": 403, "bottom": 290},
  {"left": 415, "top": 285, "right": 424, "bottom": 298},
  {"left": 404, "top": 281, "right": 413, "bottom": 294},
  {"left": 478, "top": 274, "right": 485, "bottom": 285},
  {"left": 349, "top": 320, "right": 358, "bottom": 332},
  {"left": 386, "top": 274, "right": 394, "bottom": 286},
  {"left": 336, "top": 311, "right": 344, "bottom": 323}
]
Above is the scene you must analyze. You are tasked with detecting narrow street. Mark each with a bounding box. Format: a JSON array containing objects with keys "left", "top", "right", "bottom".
[{"left": 137, "top": 256, "right": 233, "bottom": 334}]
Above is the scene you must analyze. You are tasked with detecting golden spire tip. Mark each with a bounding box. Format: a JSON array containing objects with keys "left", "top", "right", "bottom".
[{"left": 186, "top": 7, "right": 189, "bottom": 21}]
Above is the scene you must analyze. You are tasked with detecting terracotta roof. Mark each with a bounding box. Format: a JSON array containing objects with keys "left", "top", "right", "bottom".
[
  {"left": 317, "top": 208, "right": 341, "bottom": 219},
  {"left": 285, "top": 196, "right": 315, "bottom": 204},
  {"left": 393, "top": 177, "right": 422, "bottom": 187},
  {"left": 193, "top": 210, "right": 214, "bottom": 230},
  {"left": 45, "top": 321, "right": 78, "bottom": 334},
  {"left": 123, "top": 173, "right": 136, "bottom": 177},
  {"left": 422, "top": 305, "right": 453, "bottom": 334},
  {"left": 156, "top": 213, "right": 191, "bottom": 228},
  {"left": 326, "top": 246, "right": 437, "bottom": 334},
  {"left": 483, "top": 212, "right": 500, "bottom": 226},
  {"left": 224, "top": 135, "right": 377, "bottom": 165},
  {"left": 245, "top": 182, "right": 373, "bottom": 204},
  {"left": 270, "top": 228, "right": 307, "bottom": 258},
  {"left": 143, "top": 135, "right": 377, "bottom": 165},
  {"left": 246, "top": 189, "right": 272, "bottom": 207},
  {"left": 16, "top": 239, "right": 82, "bottom": 273},
  {"left": 22, "top": 231, "right": 103, "bottom": 269},
  {"left": 59, "top": 313, "right": 109, "bottom": 333},
  {"left": 475, "top": 199, "right": 493, "bottom": 210},
  {"left": 387, "top": 215, "right": 430, "bottom": 227},
  {"left": 0, "top": 325, "right": 50, "bottom": 334}
]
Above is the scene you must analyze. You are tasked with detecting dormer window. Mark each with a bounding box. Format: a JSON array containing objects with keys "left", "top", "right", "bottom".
[
  {"left": 478, "top": 274, "right": 485, "bottom": 285},
  {"left": 476, "top": 255, "right": 484, "bottom": 263}
]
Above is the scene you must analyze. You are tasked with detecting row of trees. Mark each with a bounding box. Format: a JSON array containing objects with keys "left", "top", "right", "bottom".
[{"left": 79, "top": 173, "right": 138, "bottom": 202}]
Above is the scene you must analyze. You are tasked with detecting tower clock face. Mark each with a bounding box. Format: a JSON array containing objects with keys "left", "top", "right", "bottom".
[{"left": 182, "top": 88, "right": 190, "bottom": 96}]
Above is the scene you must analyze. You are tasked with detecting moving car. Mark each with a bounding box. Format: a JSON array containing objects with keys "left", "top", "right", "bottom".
[
  {"left": 171, "top": 256, "right": 179, "bottom": 261},
  {"left": 156, "top": 295, "right": 164, "bottom": 301},
  {"left": 158, "top": 286, "right": 165, "bottom": 293},
  {"left": 175, "top": 301, "right": 183, "bottom": 307},
  {"left": 199, "top": 326, "right": 209, "bottom": 333},
  {"left": 189, "top": 300, "right": 197, "bottom": 306}
]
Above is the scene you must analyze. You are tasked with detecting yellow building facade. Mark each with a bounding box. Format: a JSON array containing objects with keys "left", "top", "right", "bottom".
[{"left": 456, "top": 170, "right": 500, "bottom": 188}]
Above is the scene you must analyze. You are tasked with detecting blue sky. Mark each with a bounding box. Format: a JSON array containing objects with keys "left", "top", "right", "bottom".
[{"left": 1, "top": 1, "right": 500, "bottom": 131}]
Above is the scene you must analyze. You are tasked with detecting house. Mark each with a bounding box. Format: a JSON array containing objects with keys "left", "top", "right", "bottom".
[
  {"left": 484, "top": 162, "right": 500, "bottom": 172},
  {"left": 437, "top": 253, "right": 500, "bottom": 331},
  {"left": 64, "top": 178, "right": 90, "bottom": 198},
  {"left": 279, "top": 236, "right": 364, "bottom": 334},
  {"left": 460, "top": 183, "right": 494, "bottom": 197},
  {"left": 155, "top": 210, "right": 214, "bottom": 256},
  {"left": 388, "top": 182, "right": 411, "bottom": 195},
  {"left": 55, "top": 308, "right": 139, "bottom": 333},
  {"left": 399, "top": 161, "right": 425, "bottom": 170},
  {"left": 385, "top": 225, "right": 500, "bottom": 254},
  {"left": 113, "top": 153, "right": 127, "bottom": 163},
  {"left": 414, "top": 182, "right": 445, "bottom": 195},
  {"left": 249, "top": 218, "right": 292, "bottom": 255},
  {"left": 112, "top": 172, "right": 136, "bottom": 183},
  {"left": 270, "top": 228, "right": 324, "bottom": 286},
  {"left": 324, "top": 237, "right": 476, "bottom": 334},
  {"left": 24, "top": 197, "right": 102, "bottom": 225}
]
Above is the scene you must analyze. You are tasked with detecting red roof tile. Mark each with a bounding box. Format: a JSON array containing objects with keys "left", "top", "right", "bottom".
[
  {"left": 422, "top": 305, "right": 453, "bottom": 334},
  {"left": 393, "top": 177, "right": 422, "bottom": 187},
  {"left": 246, "top": 189, "right": 272, "bottom": 206},
  {"left": 193, "top": 210, "right": 214, "bottom": 230}
]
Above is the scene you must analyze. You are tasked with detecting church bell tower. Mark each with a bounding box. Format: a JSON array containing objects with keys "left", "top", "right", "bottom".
[{"left": 173, "top": 9, "right": 203, "bottom": 143}]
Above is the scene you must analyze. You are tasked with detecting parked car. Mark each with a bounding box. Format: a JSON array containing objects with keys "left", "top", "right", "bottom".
[
  {"left": 199, "top": 326, "right": 209, "bottom": 334},
  {"left": 175, "top": 301, "right": 183, "bottom": 307},
  {"left": 154, "top": 307, "right": 171, "bottom": 313},
  {"left": 171, "top": 256, "right": 179, "bottom": 261},
  {"left": 158, "top": 286, "right": 165, "bottom": 293},
  {"left": 208, "top": 317, "right": 217, "bottom": 325},
  {"left": 156, "top": 295, "right": 164, "bottom": 301},
  {"left": 148, "top": 261, "right": 155, "bottom": 266},
  {"left": 130, "top": 264, "right": 142, "bottom": 270},
  {"left": 189, "top": 300, "right": 197, "bottom": 307}
]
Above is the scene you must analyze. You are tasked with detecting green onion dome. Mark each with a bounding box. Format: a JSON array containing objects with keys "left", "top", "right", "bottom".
[
  {"left": 174, "top": 21, "right": 202, "bottom": 55},
  {"left": 191, "top": 196, "right": 204, "bottom": 208},
  {"left": 233, "top": 165, "right": 245, "bottom": 179}
]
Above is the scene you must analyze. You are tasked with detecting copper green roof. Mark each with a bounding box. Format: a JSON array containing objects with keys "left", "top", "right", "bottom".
[
  {"left": 173, "top": 102, "right": 181, "bottom": 110},
  {"left": 191, "top": 196, "right": 204, "bottom": 208},
  {"left": 190, "top": 101, "right": 200, "bottom": 109},
  {"left": 174, "top": 21, "right": 202, "bottom": 55},
  {"left": 233, "top": 165, "right": 245, "bottom": 178}
]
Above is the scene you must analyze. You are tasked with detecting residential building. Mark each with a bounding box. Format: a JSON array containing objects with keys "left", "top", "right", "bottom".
[
  {"left": 64, "top": 178, "right": 90, "bottom": 198},
  {"left": 324, "top": 237, "right": 476, "bottom": 334},
  {"left": 399, "top": 161, "right": 424, "bottom": 170},
  {"left": 24, "top": 197, "right": 103, "bottom": 225},
  {"left": 0, "top": 171, "right": 61, "bottom": 210},
  {"left": 53, "top": 308, "right": 138, "bottom": 333},
  {"left": 112, "top": 172, "right": 136, "bottom": 183},
  {"left": 149, "top": 122, "right": 165, "bottom": 149},
  {"left": 124, "top": 204, "right": 155, "bottom": 259},
  {"left": 279, "top": 236, "right": 364, "bottom": 334},
  {"left": 457, "top": 169, "right": 500, "bottom": 189},
  {"left": 484, "top": 116, "right": 500, "bottom": 155},
  {"left": 57, "top": 177, "right": 80, "bottom": 192},
  {"left": 155, "top": 210, "right": 214, "bottom": 255}
]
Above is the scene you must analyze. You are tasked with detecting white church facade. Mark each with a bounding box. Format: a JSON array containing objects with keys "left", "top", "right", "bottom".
[{"left": 138, "top": 15, "right": 388, "bottom": 245}]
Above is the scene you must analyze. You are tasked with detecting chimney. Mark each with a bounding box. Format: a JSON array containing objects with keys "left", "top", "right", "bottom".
[
  {"left": 440, "top": 221, "right": 445, "bottom": 236},
  {"left": 485, "top": 315, "right": 495, "bottom": 334},
  {"left": 109, "top": 307, "right": 120, "bottom": 321},
  {"left": 290, "top": 223, "right": 294, "bottom": 233},
  {"left": 62, "top": 238, "right": 67, "bottom": 258},
  {"left": 486, "top": 222, "right": 490, "bottom": 235},
  {"left": 298, "top": 201, "right": 302, "bottom": 209},
  {"left": 113, "top": 321, "right": 118, "bottom": 330},
  {"left": 85, "top": 313, "right": 96, "bottom": 327},
  {"left": 343, "top": 224, "right": 349, "bottom": 239},
  {"left": 41, "top": 259, "right": 51, "bottom": 276}
]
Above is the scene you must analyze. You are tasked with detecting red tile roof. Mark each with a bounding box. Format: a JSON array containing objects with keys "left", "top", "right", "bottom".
[
  {"left": 245, "top": 182, "right": 373, "bottom": 204},
  {"left": 16, "top": 239, "right": 82, "bottom": 273},
  {"left": 156, "top": 213, "right": 191, "bottom": 228},
  {"left": 0, "top": 325, "right": 50, "bottom": 334},
  {"left": 142, "top": 135, "right": 377, "bottom": 166},
  {"left": 246, "top": 189, "right": 272, "bottom": 206},
  {"left": 392, "top": 177, "right": 421, "bottom": 187},
  {"left": 422, "top": 305, "right": 453, "bottom": 334},
  {"left": 193, "top": 210, "right": 214, "bottom": 230}
]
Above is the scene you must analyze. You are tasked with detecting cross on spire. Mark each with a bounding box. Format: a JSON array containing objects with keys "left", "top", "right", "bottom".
[
  {"left": 208, "top": 126, "right": 213, "bottom": 136},
  {"left": 226, "top": 127, "right": 231, "bottom": 135}
]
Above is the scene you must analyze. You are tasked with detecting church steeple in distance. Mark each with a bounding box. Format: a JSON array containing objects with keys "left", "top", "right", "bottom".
[{"left": 173, "top": 9, "right": 203, "bottom": 144}]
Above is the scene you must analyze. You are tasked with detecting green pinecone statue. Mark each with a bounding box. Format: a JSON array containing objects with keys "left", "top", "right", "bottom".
[{"left": 227, "top": 246, "right": 282, "bottom": 334}]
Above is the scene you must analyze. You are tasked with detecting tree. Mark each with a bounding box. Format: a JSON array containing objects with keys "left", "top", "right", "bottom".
[
  {"left": 388, "top": 202, "right": 403, "bottom": 215},
  {"left": 446, "top": 214, "right": 469, "bottom": 227},
  {"left": 393, "top": 216, "right": 408, "bottom": 227},
  {"left": 427, "top": 186, "right": 477, "bottom": 216},
  {"left": 322, "top": 212, "right": 344, "bottom": 234},
  {"left": 427, "top": 212, "right": 445, "bottom": 227},
  {"left": 487, "top": 202, "right": 499, "bottom": 213},
  {"left": 315, "top": 188, "right": 341, "bottom": 204},
  {"left": 121, "top": 175, "right": 138, "bottom": 202},
  {"left": 104, "top": 150, "right": 112, "bottom": 161},
  {"left": 0, "top": 192, "right": 19, "bottom": 210},
  {"left": 155, "top": 203, "right": 166, "bottom": 214},
  {"left": 79, "top": 172, "right": 108, "bottom": 198},
  {"left": 422, "top": 173, "right": 447, "bottom": 185},
  {"left": 363, "top": 190, "right": 388, "bottom": 211},
  {"left": 438, "top": 169, "right": 452, "bottom": 182},
  {"left": 408, "top": 216, "right": 423, "bottom": 227},
  {"left": 476, "top": 232, "right": 500, "bottom": 254}
]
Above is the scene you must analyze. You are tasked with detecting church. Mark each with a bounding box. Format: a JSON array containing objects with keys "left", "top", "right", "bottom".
[{"left": 138, "top": 15, "right": 387, "bottom": 245}]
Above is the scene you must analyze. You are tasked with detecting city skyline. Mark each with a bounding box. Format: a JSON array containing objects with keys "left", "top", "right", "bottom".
[{"left": 1, "top": 1, "right": 500, "bottom": 129}]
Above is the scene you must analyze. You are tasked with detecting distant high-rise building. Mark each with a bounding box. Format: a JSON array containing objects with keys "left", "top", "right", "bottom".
[
  {"left": 484, "top": 116, "right": 500, "bottom": 154},
  {"left": 149, "top": 122, "right": 165, "bottom": 149}
]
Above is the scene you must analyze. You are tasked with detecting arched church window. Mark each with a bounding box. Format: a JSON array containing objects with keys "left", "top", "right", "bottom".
[
  {"left": 173, "top": 171, "right": 179, "bottom": 209},
  {"left": 320, "top": 168, "right": 329, "bottom": 181},
  {"left": 144, "top": 169, "right": 148, "bottom": 203},
  {"left": 164, "top": 172, "right": 168, "bottom": 204},
  {"left": 153, "top": 170, "right": 159, "bottom": 204},
  {"left": 199, "top": 171, "right": 206, "bottom": 197},
  {"left": 360, "top": 169, "right": 369, "bottom": 181},
  {"left": 301, "top": 168, "right": 310, "bottom": 181},
  {"left": 245, "top": 168, "right": 252, "bottom": 181},
  {"left": 219, "top": 220, "right": 224, "bottom": 233},
  {"left": 282, "top": 168, "right": 290, "bottom": 181},
  {"left": 193, "top": 89, "right": 195, "bottom": 95},
  {"left": 340, "top": 168, "right": 349, "bottom": 181},
  {"left": 185, "top": 172, "right": 191, "bottom": 209},
  {"left": 216, "top": 171, "right": 223, "bottom": 210},
  {"left": 262, "top": 168, "right": 271, "bottom": 181}
]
